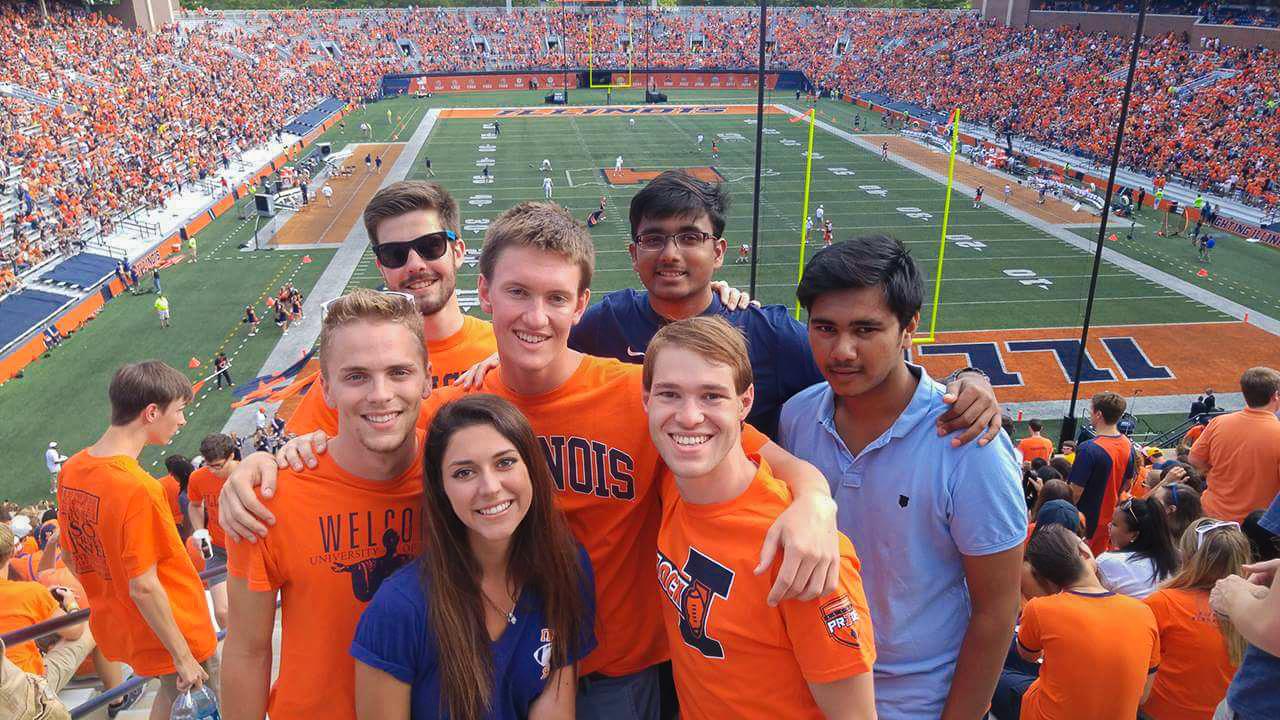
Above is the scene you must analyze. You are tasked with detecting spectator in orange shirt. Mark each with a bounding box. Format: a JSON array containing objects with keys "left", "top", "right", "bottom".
[
  {"left": 993, "top": 524, "right": 1160, "bottom": 720},
  {"left": 188, "top": 434, "right": 237, "bottom": 632},
  {"left": 643, "top": 317, "right": 876, "bottom": 719},
  {"left": 1190, "top": 367, "right": 1280, "bottom": 523},
  {"left": 1018, "top": 419, "right": 1054, "bottom": 465},
  {"left": 0, "top": 521, "right": 87, "bottom": 679},
  {"left": 54, "top": 361, "right": 218, "bottom": 720},
  {"left": 1142, "top": 518, "right": 1249, "bottom": 720}
]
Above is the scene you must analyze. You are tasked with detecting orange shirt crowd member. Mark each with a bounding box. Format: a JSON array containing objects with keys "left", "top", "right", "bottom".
[
  {"left": 285, "top": 180, "right": 496, "bottom": 436},
  {"left": 285, "top": 313, "right": 496, "bottom": 435},
  {"left": 1189, "top": 370, "right": 1280, "bottom": 522},
  {"left": 1012, "top": 525, "right": 1160, "bottom": 720},
  {"left": 187, "top": 433, "right": 240, "bottom": 631},
  {"left": 0, "top": 523, "right": 84, "bottom": 675},
  {"left": 56, "top": 361, "right": 217, "bottom": 714},
  {"left": 1017, "top": 420, "right": 1054, "bottom": 464},
  {"left": 223, "top": 289, "right": 430, "bottom": 720},
  {"left": 644, "top": 317, "right": 876, "bottom": 719}
]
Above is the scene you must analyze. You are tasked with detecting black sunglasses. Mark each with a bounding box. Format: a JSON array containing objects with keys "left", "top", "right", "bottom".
[{"left": 372, "top": 230, "right": 457, "bottom": 269}]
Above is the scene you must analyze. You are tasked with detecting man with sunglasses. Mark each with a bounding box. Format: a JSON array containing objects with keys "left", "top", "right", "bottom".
[
  {"left": 187, "top": 433, "right": 239, "bottom": 632},
  {"left": 283, "top": 181, "right": 497, "bottom": 438},
  {"left": 569, "top": 170, "right": 1001, "bottom": 442}
]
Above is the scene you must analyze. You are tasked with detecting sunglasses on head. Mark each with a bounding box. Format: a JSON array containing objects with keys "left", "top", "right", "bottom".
[
  {"left": 1195, "top": 520, "right": 1240, "bottom": 550},
  {"left": 372, "top": 230, "right": 457, "bottom": 269},
  {"left": 320, "top": 290, "right": 417, "bottom": 320}
]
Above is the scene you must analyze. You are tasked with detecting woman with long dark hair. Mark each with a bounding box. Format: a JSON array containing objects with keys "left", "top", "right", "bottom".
[
  {"left": 352, "top": 394, "right": 594, "bottom": 719},
  {"left": 1150, "top": 482, "right": 1204, "bottom": 545},
  {"left": 1097, "top": 497, "right": 1180, "bottom": 598}
]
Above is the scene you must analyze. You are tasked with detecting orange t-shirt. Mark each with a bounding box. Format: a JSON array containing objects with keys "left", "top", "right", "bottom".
[
  {"left": 156, "top": 473, "right": 183, "bottom": 527},
  {"left": 1190, "top": 409, "right": 1280, "bottom": 523},
  {"left": 54, "top": 450, "right": 217, "bottom": 676},
  {"left": 10, "top": 550, "right": 43, "bottom": 582},
  {"left": 0, "top": 577, "right": 61, "bottom": 674},
  {"left": 1183, "top": 424, "right": 1205, "bottom": 446},
  {"left": 425, "top": 356, "right": 768, "bottom": 677},
  {"left": 1018, "top": 590, "right": 1160, "bottom": 720},
  {"left": 657, "top": 457, "right": 875, "bottom": 719},
  {"left": 1018, "top": 435, "right": 1054, "bottom": 464},
  {"left": 186, "top": 467, "right": 226, "bottom": 549},
  {"left": 1142, "top": 588, "right": 1236, "bottom": 720},
  {"left": 285, "top": 314, "right": 497, "bottom": 436},
  {"left": 226, "top": 439, "right": 425, "bottom": 720}
]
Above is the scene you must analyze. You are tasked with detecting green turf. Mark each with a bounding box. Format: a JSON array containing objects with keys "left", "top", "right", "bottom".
[{"left": 2, "top": 89, "right": 1273, "bottom": 504}]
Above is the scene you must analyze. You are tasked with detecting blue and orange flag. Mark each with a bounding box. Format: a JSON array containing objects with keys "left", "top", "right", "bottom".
[{"left": 231, "top": 349, "right": 317, "bottom": 408}]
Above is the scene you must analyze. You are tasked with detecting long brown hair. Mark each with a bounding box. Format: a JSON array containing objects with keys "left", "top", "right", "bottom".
[
  {"left": 420, "top": 394, "right": 587, "bottom": 720},
  {"left": 1164, "top": 517, "right": 1252, "bottom": 665}
]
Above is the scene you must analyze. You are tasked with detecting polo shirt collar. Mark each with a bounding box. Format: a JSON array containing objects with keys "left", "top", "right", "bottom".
[{"left": 815, "top": 363, "right": 938, "bottom": 458}]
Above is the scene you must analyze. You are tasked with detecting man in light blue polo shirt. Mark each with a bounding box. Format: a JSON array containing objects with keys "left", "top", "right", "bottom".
[{"left": 779, "top": 235, "right": 1026, "bottom": 720}]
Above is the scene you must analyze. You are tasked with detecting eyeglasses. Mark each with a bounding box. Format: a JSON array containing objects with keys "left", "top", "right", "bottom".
[
  {"left": 633, "top": 231, "right": 717, "bottom": 252},
  {"left": 371, "top": 230, "right": 457, "bottom": 269},
  {"left": 320, "top": 290, "right": 417, "bottom": 320},
  {"left": 1195, "top": 520, "right": 1240, "bottom": 549}
]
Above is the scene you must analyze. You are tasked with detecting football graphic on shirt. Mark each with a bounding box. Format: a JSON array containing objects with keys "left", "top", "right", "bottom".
[{"left": 683, "top": 582, "right": 710, "bottom": 639}]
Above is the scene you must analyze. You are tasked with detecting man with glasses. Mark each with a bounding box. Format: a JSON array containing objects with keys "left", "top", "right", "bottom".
[
  {"left": 569, "top": 170, "right": 1000, "bottom": 441},
  {"left": 187, "top": 433, "right": 239, "bottom": 632},
  {"left": 284, "top": 181, "right": 497, "bottom": 437}
]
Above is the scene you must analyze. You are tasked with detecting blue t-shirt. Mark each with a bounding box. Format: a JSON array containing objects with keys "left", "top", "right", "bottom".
[
  {"left": 351, "top": 547, "right": 597, "bottom": 719},
  {"left": 569, "top": 288, "right": 822, "bottom": 439},
  {"left": 778, "top": 364, "right": 1027, "bottom": 719},
  {"left": 1226, "top": 491, "right": 1280, "bottom": 720}
]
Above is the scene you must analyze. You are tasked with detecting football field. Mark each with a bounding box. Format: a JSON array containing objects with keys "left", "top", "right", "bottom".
[{"left": 3, "top": 89, "right": 1278, "bottom": 504}]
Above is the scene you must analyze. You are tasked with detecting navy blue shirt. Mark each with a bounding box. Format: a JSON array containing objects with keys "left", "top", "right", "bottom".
[
  {"left": 351, "top": 548, "right": 597, "bottom": 719},
  {"left": 1226, "top": 491, "right": 1280, "bottom": 720},
  {"left": 568, "top": 288, "right": 822, "bottom": 439}
]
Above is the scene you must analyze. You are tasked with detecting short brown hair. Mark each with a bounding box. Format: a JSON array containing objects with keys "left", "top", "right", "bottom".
[
  {"left": 319, "top": 288, "right": 426, "bottom": 378},
  {"left": 199, "top": 433, "right": 237, "bottom": 462},
  {"left": 1090, "top": 391, "right": 1127, "bottom": 425},
  {"left": 0, "top": 522, "right": 14, "bottom": 564},
  {"left": 479, "top": 202, "right": 594, "bottom": 292},
  {"left": 363, "top": 180, "right": 460, "bottom": 246},
  {"left": 109, "top": 361, "right": 193, "bottom": 426},
  {"left": 1240, "top": 366, "right": 1280, "bottom": 408},
  {"left": 643, "top": 317, "right": 752, "bottom": 394}
]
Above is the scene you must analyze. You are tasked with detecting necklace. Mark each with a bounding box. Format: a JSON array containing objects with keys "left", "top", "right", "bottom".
[{"left": 481, "top": 586, "right": 518, "bottom": 625}]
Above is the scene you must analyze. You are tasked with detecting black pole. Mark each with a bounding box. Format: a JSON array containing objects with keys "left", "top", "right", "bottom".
[
  {"left": 1060, "top": 0, "right": 1148, "bottom": 447},
  {"left": 747, "top": 0, "right": 768, "bottom": 298}
]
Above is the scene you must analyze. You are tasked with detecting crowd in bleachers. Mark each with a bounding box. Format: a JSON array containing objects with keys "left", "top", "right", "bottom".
[
  {"left": 1036, "top": 0, "right": 1280, "bottom": 26},
  {"left": 3, "top": 3, "right": 1279, "bottom": 285}
]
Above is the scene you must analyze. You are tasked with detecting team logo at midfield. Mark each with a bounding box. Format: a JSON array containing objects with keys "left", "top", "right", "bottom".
[
  {"left": 657, "top": 547, "right": 735, "bottom": 658},
  {"left": 820, "top": 595, "right": 861, "bottom": 649}
]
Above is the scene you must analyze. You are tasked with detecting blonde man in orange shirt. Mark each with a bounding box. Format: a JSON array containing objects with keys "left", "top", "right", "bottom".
[
  {"left": 1017, "top": 419, "right": 1054, "bottom": 465},
  {"left": 1190, "top": 367, "right": 1280, "bottom": 523},
  {"left": 56, "top": 361, "right": 218, "bottom": 720},
  {"left": 643, "top": 317, "right": 877, "bottom": 719}
]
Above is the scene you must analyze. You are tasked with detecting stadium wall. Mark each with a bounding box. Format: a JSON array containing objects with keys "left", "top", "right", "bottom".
[{"left": 0, "top": 105, "right": 350, "bottom": 383}]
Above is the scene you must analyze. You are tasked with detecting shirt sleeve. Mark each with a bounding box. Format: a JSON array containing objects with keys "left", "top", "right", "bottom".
[
  {"left": 350, "top": 573, "right": 429, "bottom": 684},
  {"left": 118, "top": 483, "right": 178, "bottom": 580},
  {"left": 1145, "top": 605, "right": 1161, "bottom": 671},
  {"left": 1259, "top": 493, "right": 1280, "bottom": 535},
  {"left": 1016, "top": 599, "right": 1043, "bottom": 654},
  {"left": 1188, "top": 419, "right": 1216, "bottom": 467},
  {"left": 284, "top": 381, "right": 339, "bottom": 437},
  {"left": 29, "top": 582, "right": 61, "bottom": 623},
  {"left": 948, "top": 437, "right": 1028, "bottom": 556},
  {"left": 741, "top": 423, "right": 768, "bottom": 456},
  {"left": 571, "top": 545, "right": 599, "bottom": 665},
  {"left": 225, "top": 497, "right": 284, "bottom": 592},
  {"left": 1067, "top": 444, "right": 1101, "bottom": 490},
  {"left": 567, "top": 304, "right": 603, "bottom": 357},
  {"left": 780, "top": 540, "right": 876, "bottom": 684}
]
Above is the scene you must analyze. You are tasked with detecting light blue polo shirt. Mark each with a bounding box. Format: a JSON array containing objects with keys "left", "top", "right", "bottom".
[{"left": 779, "top": 364, "right": 1026, "bottom": 719}]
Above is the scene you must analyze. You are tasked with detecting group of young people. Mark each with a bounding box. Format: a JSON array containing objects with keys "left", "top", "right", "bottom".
[{"left": 39, "top": 169, "right": 1278, "bottom": 720}]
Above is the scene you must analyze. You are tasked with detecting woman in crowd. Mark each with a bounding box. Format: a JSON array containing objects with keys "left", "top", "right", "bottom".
[
  {"left": 1150, "top": 482, "right": 1205, "bottom": 546},
  {"left": 351, "top": 394, "right": 595, "bottom": 720},
  {"left": 1142, "top": 518, "right": 1249, "bottom": 720},
  {"left": 994, "top": 524, "right": 1160, "bottom": 720},
  {"left": 1098, "top": 497, "right": 1180, "bottom": 599}
]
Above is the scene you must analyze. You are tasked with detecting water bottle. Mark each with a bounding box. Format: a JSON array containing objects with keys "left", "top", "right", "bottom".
[{"left": 170, "top": 687, "right": 221, "bottom": 720}]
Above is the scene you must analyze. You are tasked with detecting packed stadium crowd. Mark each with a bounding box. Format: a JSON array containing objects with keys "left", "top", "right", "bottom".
[
  {"left": 3, "top": 4, "right": 1280, "bottom": 291},
  {"left": 1036, "top": 0, "right": 1280, "bottom": 27},
  {"left": 3, "top": 171, "right": 1279, "bottom": 719}
]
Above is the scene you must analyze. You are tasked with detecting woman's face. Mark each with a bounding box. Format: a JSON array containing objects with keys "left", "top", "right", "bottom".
[
  {"left": 1108, "top": 506, "right": 1139, "bottom": 550},
  {"left": 440, "top": 424, "right": 534, "bottom": 549}
]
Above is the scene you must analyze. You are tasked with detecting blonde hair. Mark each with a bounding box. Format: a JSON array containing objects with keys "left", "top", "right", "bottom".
[
  {"left": 479, "top": 202, "right": 594, "bottom": 292},
  {"left": 1164, "top": 517, "right": 1252, "bottom": 665},
  {"left": 0, "top": 522, "right": 14, "bottom": 564},
  {"left": 319, "top": 288, "right": 426, "bottom": 378},
  {"left": 643, "top": 317, "right": 753, "bottom": 395},
  {"left": 363, "top": 181, "right": 460, "bottom": 245}
]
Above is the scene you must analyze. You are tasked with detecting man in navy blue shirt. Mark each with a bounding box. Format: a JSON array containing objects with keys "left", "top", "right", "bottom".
[{"left": 570, "top": 170, "right": 999, "bottom": 441}]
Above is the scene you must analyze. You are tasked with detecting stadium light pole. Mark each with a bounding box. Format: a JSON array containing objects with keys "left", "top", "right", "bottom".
[
  {"left": 1060, "top": 0, "right": 1148, "bottom": 447},
  {"left": 746, "top": 0, "right": 768, "bottom": 298}
]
